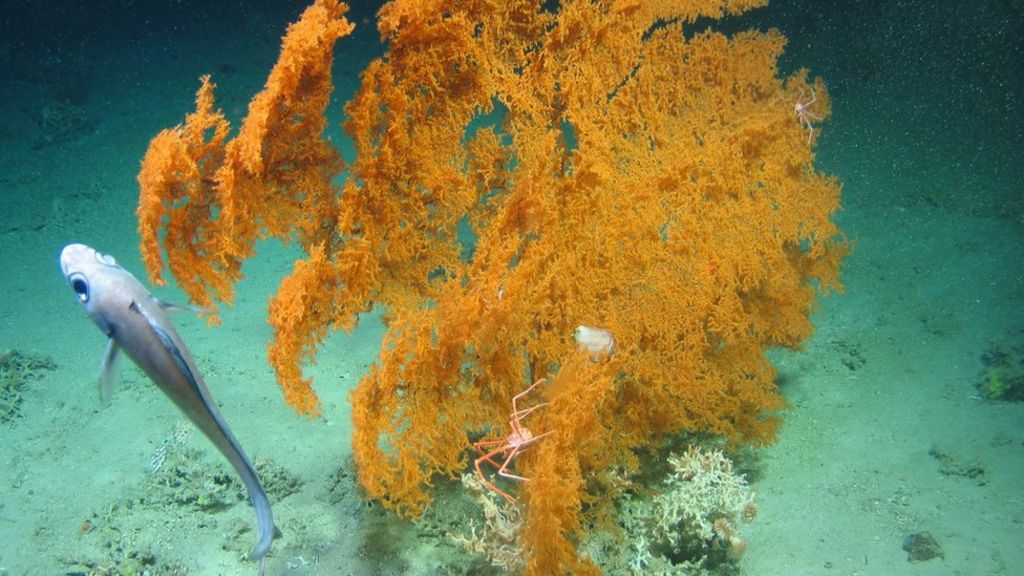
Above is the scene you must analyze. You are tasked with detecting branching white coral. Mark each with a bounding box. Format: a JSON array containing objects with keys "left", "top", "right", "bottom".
[
  {"left": 581, "top": 446, "right": 757, "bottom": 574},
  {"left": 449, "top": 473, "right": 525, "bottom": 572},
  {"left": 653, "top": 446, "right": 756, "bottom": 558}
]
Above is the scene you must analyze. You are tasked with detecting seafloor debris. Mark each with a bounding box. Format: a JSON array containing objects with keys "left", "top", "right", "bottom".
[
  {"left": 33, "top": 100, "right": 94, "bottom": 148},
  {"left": 0, "top": 348, "right": 57, "bottom": 423},
  {"left": 902, "top": 531, "right": 943, "bottom": 562},
  {"left": 977, "top": 338, "right": 1024, "bottom": 401}
]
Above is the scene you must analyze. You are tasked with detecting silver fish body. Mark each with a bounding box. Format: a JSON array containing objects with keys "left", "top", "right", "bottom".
[{"left": 59, "top": 243, "right": 277, "bottom": 571}]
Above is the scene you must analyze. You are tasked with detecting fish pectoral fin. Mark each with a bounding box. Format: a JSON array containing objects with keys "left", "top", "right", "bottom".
[
  {"left": 155, "top": 297, "right": 210, "bottom": 317},
  {"left": 99, "top": 338, "right": 121, "bottom": 406}
]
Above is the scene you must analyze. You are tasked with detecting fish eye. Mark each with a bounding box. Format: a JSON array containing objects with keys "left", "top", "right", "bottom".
[{"left": 69, "top": 273, "right": 89, "bottom": 303}]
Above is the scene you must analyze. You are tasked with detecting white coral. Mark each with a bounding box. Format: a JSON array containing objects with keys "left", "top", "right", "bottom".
[
  {"left": 449, "top": 473, "right": 525, "bottom": 572},
  {"left": 655, "top": 446, "right": 755, "bottom": 544}
]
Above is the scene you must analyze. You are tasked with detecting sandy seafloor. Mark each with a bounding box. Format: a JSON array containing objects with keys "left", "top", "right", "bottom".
[{"left": 0, "top": 1, "right": 1021, "bottom": 575}]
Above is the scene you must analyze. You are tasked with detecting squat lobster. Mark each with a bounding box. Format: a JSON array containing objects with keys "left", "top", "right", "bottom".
[
  {"left": 794, "top": 87, "right": 820, "bottom": 144},
  {"left": 473, "top": 378, "right": 552, "bottom": 504}
]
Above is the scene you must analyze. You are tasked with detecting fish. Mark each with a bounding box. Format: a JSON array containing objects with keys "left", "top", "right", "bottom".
[{"left": 59, "top": 243, "right": 278, "bottom": 574}]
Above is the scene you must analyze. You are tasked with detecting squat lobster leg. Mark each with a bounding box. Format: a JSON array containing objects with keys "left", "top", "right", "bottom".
[
  {"left": 794, "top": 87, "right": 820, "bottom": 144},
  {"left": 473, "top": 378, "right": 552, "bottom": 503}
]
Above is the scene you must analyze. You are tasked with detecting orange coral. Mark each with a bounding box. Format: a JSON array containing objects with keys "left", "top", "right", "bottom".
[
  {"left": 137, "top": 0, "right": 352, "bottom": 306},
  {"left": 136, "top": 75, "right": 232, "bottom": 314},
  {"left": 138, "top": 0, "right": 353, "bottom": 409},
  {"left": 137, "top": 0, "right": 845, "bottom": 572}
]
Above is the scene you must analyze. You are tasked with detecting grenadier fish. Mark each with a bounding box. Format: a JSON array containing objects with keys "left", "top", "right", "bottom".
[{"left": 59, "top": 243, "right": 278, "bottom": 574}]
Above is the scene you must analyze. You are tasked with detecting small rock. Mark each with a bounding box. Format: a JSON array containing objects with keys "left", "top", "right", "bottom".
[{"left": 902, "top": 531, "right": 943, "bottom": 562}]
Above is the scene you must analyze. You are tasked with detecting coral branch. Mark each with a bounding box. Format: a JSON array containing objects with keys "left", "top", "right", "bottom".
[
  {"left": 137, "top": 0, "right": 353, "bottom": 318},
  {"left": 136, "top": 0, "right": 846, "bottom": 571}
]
